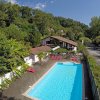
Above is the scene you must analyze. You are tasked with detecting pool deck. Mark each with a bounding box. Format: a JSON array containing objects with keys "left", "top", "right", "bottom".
[
  {"left": 2, "top": 59, "right": 67, "bottom": 100},
  {"left": 1, "top": 58, "right": 94, "bottom": 100}
]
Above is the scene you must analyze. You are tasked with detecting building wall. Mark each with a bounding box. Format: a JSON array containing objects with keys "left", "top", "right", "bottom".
[
  {"left": 24, "top": 56, "right": 33, "bottom": 66},
  {"left": 24, "top": 54, "right": 35, "bottom": 66},
  {"left": 24, "top": 52, "right": 50, "bottom": 66},
  {"left": 24, "top": 54, "right": 41, "bottom": 66},
  {"left": 41, "top": 37, "right": 77, "bottom": 51},
  {"left": 41, "top": 37, "right": 50, "bottom": 45},
  {"left": 73, "top": 47, "right": 77, "bottom": 52},
  {"left": 34, "top": 55, "right": 39, "bottom": 62}
]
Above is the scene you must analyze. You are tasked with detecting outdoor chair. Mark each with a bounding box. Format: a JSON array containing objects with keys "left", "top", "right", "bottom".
[
  {"left": 51, "top": 55, "right": 55, "bottom": 60},
  {"left": 70, "top": 57, "right": 78, "bottom": 62},
  {"left": 27, "top": 67, "right": 36, "bottom": 73}
]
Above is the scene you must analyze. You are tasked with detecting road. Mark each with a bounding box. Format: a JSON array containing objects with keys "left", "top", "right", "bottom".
[{"left": 87, "top": 47, "right": 100, "bottom": 65}]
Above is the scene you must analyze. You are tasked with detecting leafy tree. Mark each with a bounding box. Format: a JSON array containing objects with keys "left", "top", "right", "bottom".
[
  {"left": 0, "top": 38, "right": 29, "bottom": 73},
  {"left": 13, "top": 17, "right": 32, "bottom": 33},
  {"left": 93, "top": 36, "right": 100, "bottom": 46},
  {"left": 53, "top": 48, "right": 67, "bottom": 54},
  {"left": 4, "top": 24, "right": 27, "bottom": 41},
  {"left": 5, "top": 3, "right": 20, "bottom": 25},
  {"left": 27, "top": 24, "right": 42, "bottom": 47},
  {"left": 79, "top": 37, "right": 92, "bottom": 46},
  {"left": 20, "top": 6, "right": 32, "bottom": 18},
  {"left": 89, "top": 16, "right": 100, "bottom": 39},
  {"left": 0, "top": 2, "right": 92, "bottom": 73},
  {"left": 0, "top": 2, "right": 89, "bottom": 43},
  {"left": 90, "top": 16, "right": 100, "bottom": 27},
  {"left": 0, "top": 11, "right": 8, "bottom": 27},
  {"left": 37, "top": 52, "right": 47, "bottom": 64}
]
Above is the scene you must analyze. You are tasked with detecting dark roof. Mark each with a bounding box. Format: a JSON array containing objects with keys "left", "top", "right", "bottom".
[
  {"left": 31, "top": 46, "right": 51, "bottom": 54},
  {"left": 51, "top": 36, "right": 77, "bottom": 46}
]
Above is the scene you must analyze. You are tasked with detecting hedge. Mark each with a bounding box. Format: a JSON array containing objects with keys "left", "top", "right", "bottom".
[{"left": 78, "top": 43, "right": 100, "bottom": 88}]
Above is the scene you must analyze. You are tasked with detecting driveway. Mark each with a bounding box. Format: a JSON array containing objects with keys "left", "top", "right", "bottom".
[{"left": 87, "top": 47, "right": 100, "bottom": 65}]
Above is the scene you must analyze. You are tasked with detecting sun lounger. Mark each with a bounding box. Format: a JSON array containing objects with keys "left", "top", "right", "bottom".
[
  {"left": 27, "top": 67, "right": 35, "bottom": 73},
  {"left": 55, "top": 55, "right": 60, "bottom": 60},
  {"left": 70, "top": 57, "right": 78, "bottom": 62},
  {"left": 57, "top": 56, "right": 60, "bottom": 60},
  {"left": 54, "top": 56, "right": 58, "bottom": 60},
  {"left": 50, "top": 55, "right": 56, "bottom": 60}
]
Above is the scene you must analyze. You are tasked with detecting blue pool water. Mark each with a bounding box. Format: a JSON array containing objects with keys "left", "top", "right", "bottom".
[{"left": 27, "top": 62, "right": 82, "bottom": 100}]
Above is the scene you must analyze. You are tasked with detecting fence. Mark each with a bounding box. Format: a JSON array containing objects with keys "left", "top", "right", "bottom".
[
  {"left": 86, "top": 57, "right": 100, "bottom": 100},
  {"left": 0, "top": 66, "right": 22, "bottom": 85}
]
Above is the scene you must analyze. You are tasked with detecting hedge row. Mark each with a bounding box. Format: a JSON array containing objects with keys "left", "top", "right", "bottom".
[{"left": 78, "top": 43, "right": 100, "bottom": 88}]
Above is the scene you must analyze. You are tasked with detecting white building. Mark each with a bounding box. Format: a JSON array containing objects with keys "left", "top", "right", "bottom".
[
  {"left": 41, "top": 36, "right": 77, "bottom": 52},
  {"left": 24, "top": 36, "right": 78, "bottom": 66},
  {"left": 24, "top": 46, "right": 51, "bottom": 66}
]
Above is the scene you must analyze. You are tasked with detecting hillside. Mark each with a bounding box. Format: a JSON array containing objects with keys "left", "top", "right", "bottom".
[
  {"left": 0, "top": 2, "right": 100, "bottom": 74},
  {"left": 0, "top": 2, "right": 89, "bottom": 47}
]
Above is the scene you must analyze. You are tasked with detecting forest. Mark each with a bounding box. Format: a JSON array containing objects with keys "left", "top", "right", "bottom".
[{"left": 0, "top": 1, "right": 100, "bottom": 73}]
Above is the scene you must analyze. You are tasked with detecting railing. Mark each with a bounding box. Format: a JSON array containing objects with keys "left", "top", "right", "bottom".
[{"left": 85, "top": 57, "right": 100, "bottom": 100}]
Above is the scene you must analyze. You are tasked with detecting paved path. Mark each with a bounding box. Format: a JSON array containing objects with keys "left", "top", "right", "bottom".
[{"left": 87, "top": 47, "right": 100, "bottom": 65}]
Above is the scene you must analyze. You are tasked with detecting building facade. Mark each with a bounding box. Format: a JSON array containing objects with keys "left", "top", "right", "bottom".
[{"left": 41, "top": 36, "right": 77, "bottom": 51}]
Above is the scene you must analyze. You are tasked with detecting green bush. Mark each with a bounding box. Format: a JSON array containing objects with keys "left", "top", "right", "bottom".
[
  {"left": 92, "top": 66, "right": 100, "bottom": 88},
  {"left": 78, "top": 43, "right": 100, "bottom": 88},
  {"left": 53, "top": 48, "right": 67, "bottom": 54},
  {"left": 87, "top": 55, "right": 96, "bottom": 68},
  {"left": 77, "top": 42, "right": 88, "bottom": 56},
  {"left": 0, "top": 79, "right": 12, "bottom": 90},
  {"left": 79, "top": 37, "right": 92, "bottom": 45}
]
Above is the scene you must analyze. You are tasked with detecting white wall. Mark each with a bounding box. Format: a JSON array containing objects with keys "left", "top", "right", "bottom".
[
  {"left": 0, "top": 76, "right": 4, "bottom": 84},
  {"left": 34, "top": 55, "right": 39, "bottom": 62},
  {"left": 24, "top": 54, "right": 40, "bottom": 66},
  {"left": 24, "top": 56, "right": 33, "bottom": 66},
  {"left": 4, "top": 72, "right": 13, "bottom": 80},
  {"left": 73, "top": 46, "right": 77, "bottom": 52},
  {"left": 0, "top": 66, "right": 22, "bottom": 85},
  {"left": 24, "top": 54, "right": 35, "bottom": 66},
  {"left": 52, "top": 46, "right": 60, "bottom": 51}
]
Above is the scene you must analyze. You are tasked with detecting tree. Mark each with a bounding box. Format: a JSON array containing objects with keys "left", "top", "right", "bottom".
[
  {"left": 4, "top": 24, "right": 27, "bottom": 41},
  {"left": 0, "top": 38, "right": 30, "bottom": 73},
  {"left": 13, "top": 17, "right": 32, "bottom": 33},
  {"left": 0, "top": 11, "right": 8, "bottom": 27},
  {"left": 37, "top": 52, "right": 47, "bottom": 64},
  {"left": 79, "top": 37, "right": 92, "bottom": 46},
  {"left": 27, "top": 24, "right": 42, "bottom": 47},
  {"left": 53, "top": 48, "right": 67, "bottom": 54},
  {"left": 20, "top": 6, "right": 32, "bottom": 18},
  {"left": 89, "top": 16, "right": 100, "bottom": 39},
  {"left": 5, "top": 3, "right": 20, "bottom": 25},
  {"left": 90, "top": 16, "right": 100, "bottom": 27},
  {"left": 93, "top": 36, "right": 100, "bottom": 46}
]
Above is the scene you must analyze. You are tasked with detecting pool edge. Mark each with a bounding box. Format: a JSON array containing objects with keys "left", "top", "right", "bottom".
[
  {"left": 22, "top": 62, "right": 58, "bottom": 99},
  {"left": 22, "top": 61, "right": 81, "bottom": 100}
]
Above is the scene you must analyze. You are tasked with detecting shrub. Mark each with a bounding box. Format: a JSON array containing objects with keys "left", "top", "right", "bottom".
[
  {"left": 87, "top": 55, "right": 96, "bottom": 68},
  {"left": 53, "top": 48, "right": 67, "bottom": 54},
  {"left": 79, "top": 37, "right": 92, "bottom": 46},
  {"left": 78, "top": 43, "right": 100, "bottom": 88}
]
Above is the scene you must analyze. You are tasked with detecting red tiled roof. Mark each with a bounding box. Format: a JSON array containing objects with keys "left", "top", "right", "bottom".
[
  {"left": 31, "top": 46, "right": 51, "bottom": 54},
  {"left": 51, "top": 36, "right": 77, "bottom": 46}
]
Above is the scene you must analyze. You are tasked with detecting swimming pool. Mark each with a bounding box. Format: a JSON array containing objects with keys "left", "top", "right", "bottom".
[{"left": 26, "top": 62, "right": 82, "bottom": 100}]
